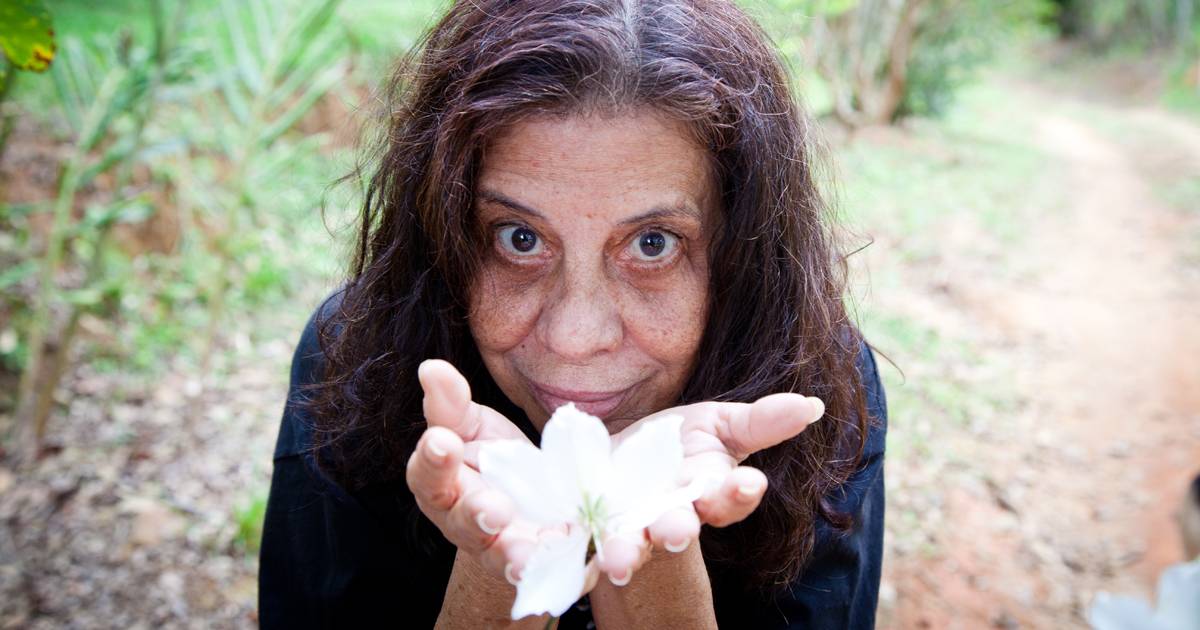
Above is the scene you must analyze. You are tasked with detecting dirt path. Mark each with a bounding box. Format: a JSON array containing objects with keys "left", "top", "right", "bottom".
[{"left": 879, "top": 83, "right": 1200, "bottom": 628}]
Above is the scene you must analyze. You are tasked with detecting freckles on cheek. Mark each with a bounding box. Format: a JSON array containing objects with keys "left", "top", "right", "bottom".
[
  {"left": 469, "top": 268, "right": 543, "bottom": 351},
  {"left": 625, "top": 286, "right": 708, "bottom": 360}
]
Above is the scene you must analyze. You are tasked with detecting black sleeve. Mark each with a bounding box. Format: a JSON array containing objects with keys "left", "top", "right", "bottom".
[
  {"left": 257, "top": 304, "right": 455, "bottom": 629},
  {"left": 714, "top": 336, "right": 888, "bottom": 629},
  {"left": 784, "top": 337, "right": 887, "bottom": 629}
]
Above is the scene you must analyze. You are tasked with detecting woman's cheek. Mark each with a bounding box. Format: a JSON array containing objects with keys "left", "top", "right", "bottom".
[
  {"left": 621, "top": 270, "right": 708, "bottom": 366},
  {"left": 468, "top": 265, "right": 545, "bottom": 352}
]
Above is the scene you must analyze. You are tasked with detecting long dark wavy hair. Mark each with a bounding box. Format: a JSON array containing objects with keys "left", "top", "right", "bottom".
[{"left": 307, "top": 0, "right": 875, "bottom": 593}]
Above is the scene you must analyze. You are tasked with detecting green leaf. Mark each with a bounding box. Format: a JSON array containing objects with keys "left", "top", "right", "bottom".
[
  {"left": 76, "top": 136, "right": 136, "bottom": 188},
  {"left": 50, "top": 45, "right": 80, "bottom": 129},
  {"left": 0, "top": 259, "right": 36, "bottom": 291},
  {"left": 52, "top": 38, "right": 105, "bottom": 134},
  {"left": 257, "top": 60, "right": 345, "bottom": 148},
  {"left": 213, "top": 43, "right": 251, "bottom": 125},
  {"left": 63, "top": 286, "right": 103, "bottom": 307},
  {"left": 0, "top": 0, "right": 55, "bottom": 71},
  {"left": 264, "top": 28, "right": 342, "bottom": 111},
  {"left": 76, "top": 65, "right": 128, "bottom": 152},
  {"left": 80, "top": 198, "right": 152, "bottom": 232},
  {"left": 274, "top": 0, "right": 342, "bottom": 83},
  {"left": 247, "top": 0, "right": 274, "bottom": 66},
  {"left": 0, "top": 201, "right": 39, "bottom": 220},
  {"left": 218, "top": 0, "right": 264, "bottom": 96}
]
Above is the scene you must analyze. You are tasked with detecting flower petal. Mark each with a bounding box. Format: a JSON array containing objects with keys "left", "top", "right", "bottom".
[
  {"left": 607, "top": 477, "right": 709, "bottom": 536},
  {"left": 1154, "top": 560, "right": 1200, "bottom": 629},
  {"left": 540, "top": 403, "right": 612, "bottom": 501},
  {"left": 1087, "top": 592, "right": 1170, "bottom": 630},
  {"left": 605, "top": 414, "right": 687, "bottom": 525},
  {"left": 479, "top": 439, "right": 576, "bottom": 526},
  {"left": 511, "top": 528, "right": 591, "bottom": 619}
]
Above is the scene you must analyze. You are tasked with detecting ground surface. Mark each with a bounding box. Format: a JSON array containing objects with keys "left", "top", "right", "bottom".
[
  {"left": 2, "top": 55, "right": 1199, "bottom": 629},
  {"left": 871, "top": 71, "right": 1200, "bottom": 628}
]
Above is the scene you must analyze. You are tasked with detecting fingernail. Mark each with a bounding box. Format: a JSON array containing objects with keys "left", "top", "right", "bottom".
[
  {"left": 609, "top": 568, "right": 631, "bottom": 587},
  {"left": 504, "top": 562, "right": 520, "bottom": 586},
  {"left": 665, "top": 538, "right": 689, "bottom": 553},
  {"left": 428, "top": 437, "right": 448, "bottom": 459},
  {"left": 476, "top": 511, "right": 500, "bottom": 536},
  {"left": 808, "top": 396, "right": 825, "bottom": 421},
  {"left": 736, "top": 483, "right": 761, "bottom": 499}
]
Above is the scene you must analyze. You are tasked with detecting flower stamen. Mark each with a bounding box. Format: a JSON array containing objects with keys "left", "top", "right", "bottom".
[{"left": 578, "top": 491, "right": 608, "bottom": 562}]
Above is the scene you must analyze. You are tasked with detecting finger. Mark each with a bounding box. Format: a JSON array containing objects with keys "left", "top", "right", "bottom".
[
  {"left": 446, "top": 487, "right": 515, "bottom": 553},
  {"left": 718, "top": 393, "right": 824, "bottom": 461},
  {"left": 647, "top": 507, "right": 701, "bottom": 553},
  {"left": 406, "top": 426, "right": 465, "bottom": 513},
  {"left": 598, "top": 533, "right": 650, "bottom": 586},
  {"left": 461, "top": 441, "right": 488, "bottom": 472},
  {"left": 695, "top": 466, "right": 768, "bottom": 527},
  {"left": 481, "top": 519, "right": 542, "bottom": 584},
  {"left": 418, "top": 359, "right": 526, "bottom": 442},
  {"left": 488, "top": 525, "right": 540, "bottom": 585}
]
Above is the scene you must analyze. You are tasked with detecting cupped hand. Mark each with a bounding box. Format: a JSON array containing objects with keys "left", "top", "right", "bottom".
[
  {"left": 405, "top": 360, "right": 550, "bottom": 586},
  {"left": 406, "top": 359, "right": 824, "bottom": 593},
  {"left": 593, "top": 395, "right": 825, "bottom": 585}
]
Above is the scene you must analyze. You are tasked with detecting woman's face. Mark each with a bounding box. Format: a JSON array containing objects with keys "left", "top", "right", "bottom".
[{"left": 469, "top": 109, "right": 719, "bottom": 434}]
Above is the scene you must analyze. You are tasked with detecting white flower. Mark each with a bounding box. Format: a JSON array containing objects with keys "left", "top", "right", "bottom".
[
  {"left": 1088, "top": 560, "right": 1200, "bottom": 630},
  {"left": 478, "top": 403, "right": 708, "bottom": 619}
]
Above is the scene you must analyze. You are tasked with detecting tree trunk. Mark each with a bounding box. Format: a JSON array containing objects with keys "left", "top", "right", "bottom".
[{"left": 872, "top": 0, "right": 927, "bottom": 124}]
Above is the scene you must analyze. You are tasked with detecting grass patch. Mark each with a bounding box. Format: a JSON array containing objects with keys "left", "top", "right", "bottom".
[
  {"left": 232, "top": 491, "right": 268, "bottom": 556},
  {"left": 837, "top": 77, "right": 1062, "bottom": 263}
]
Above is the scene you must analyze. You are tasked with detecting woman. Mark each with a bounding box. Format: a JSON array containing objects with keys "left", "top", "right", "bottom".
[{"left": 259, "top": 0, "right": 887, "bottom": 628}]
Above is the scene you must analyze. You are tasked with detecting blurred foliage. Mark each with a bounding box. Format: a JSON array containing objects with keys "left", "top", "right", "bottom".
[
  {"left": 0, "top": 0, "right": 56, "bottom": 72},
  {"left": 0, "top": 0, "right": 56, "bottom": 177},
  {"left": 0, "top": 0, "right": 352, "bottom": 457},
  {"left": 174, "top": 0, "right": 349, "bottom": 374},
  {"left": 9, "top": 3, "right": 179, "bottom": 457},
  {"left": 752, "top": 0, "right": 1055, "bottom": 124},
  {"left": 1056, "top": 0, "right": 1196, "bottom": 50},
  {"left": 1053, "top": 0, "right": 1200, "bottom": 113},
  {"left": 900, "top": 0, "right": 1056, "bottom": 118}
]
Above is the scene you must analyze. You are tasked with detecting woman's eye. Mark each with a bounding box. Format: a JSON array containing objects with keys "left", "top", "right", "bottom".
[
  {"left": 628, "top": 230, "right": 679, "bottom": 262},
  {"left": 496, "top": 225, "right": 544, "bottom": 256}
]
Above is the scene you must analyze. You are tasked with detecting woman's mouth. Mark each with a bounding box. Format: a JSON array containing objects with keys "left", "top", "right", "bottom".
[{"left": 528, "top": 381, "right": 635, "bottom": 421}]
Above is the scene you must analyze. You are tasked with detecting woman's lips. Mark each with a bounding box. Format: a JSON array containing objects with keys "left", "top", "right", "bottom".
[{"left": 529, "top": 381, "right": 634, "bottom": 420}]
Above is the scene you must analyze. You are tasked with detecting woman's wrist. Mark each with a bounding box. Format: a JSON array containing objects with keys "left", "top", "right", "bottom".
[
  {"left": 589, "top": 540, "right": 717, "bottom": 630},
  {"left": 435, "top": 550, "right": 550, "bottom": 630}
]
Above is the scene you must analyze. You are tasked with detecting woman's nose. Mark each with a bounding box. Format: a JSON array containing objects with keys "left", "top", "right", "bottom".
[{"left": 537, "top": 274, "right": 623, "bottom": 362}]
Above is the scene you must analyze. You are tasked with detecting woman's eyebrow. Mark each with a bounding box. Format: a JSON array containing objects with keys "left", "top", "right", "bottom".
[
  {"left": 477, "top": 189, "right": 547, "bottom": 220},
  {"left": 618, "top": 204, "right": 702, "bottom": 226},
  {"left": 479, "top": 188, "right": 700, "bottom": 225}
]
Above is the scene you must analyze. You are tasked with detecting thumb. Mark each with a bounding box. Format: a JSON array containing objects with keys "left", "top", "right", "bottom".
[
  {"left": 417, "top": 359, "right": 527, "bottom": 443},
  {"left": 418, "top": 359, "right": 480, "bottom": 439},
  {"left": 720, "top": 393, "right": 824, "bottom": 462}
]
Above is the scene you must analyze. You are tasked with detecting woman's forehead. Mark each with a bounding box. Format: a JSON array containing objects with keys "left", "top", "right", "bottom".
[{"left": 477, "top": 109, "right": 717, "bottom": 218}]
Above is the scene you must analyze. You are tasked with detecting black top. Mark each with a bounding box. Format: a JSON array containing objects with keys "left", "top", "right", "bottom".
[{"left": 259, "top": 305, "right": 888, "bottom": 629}]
